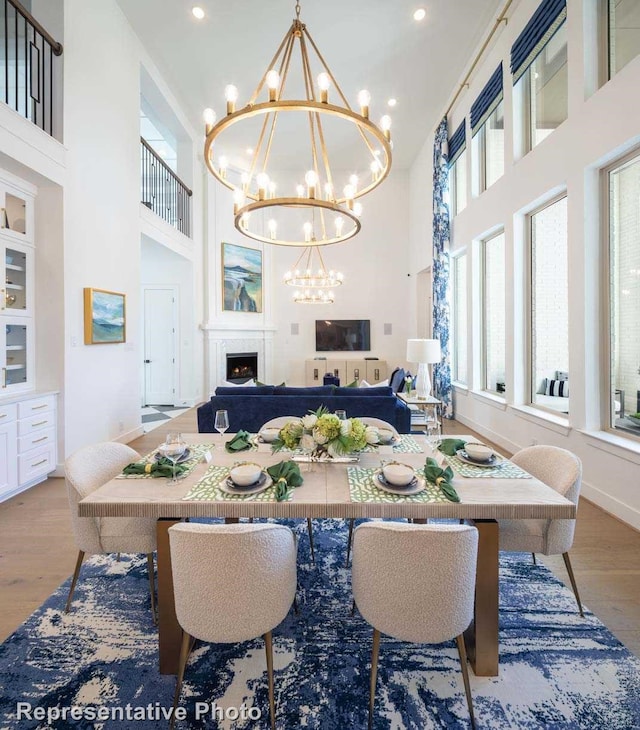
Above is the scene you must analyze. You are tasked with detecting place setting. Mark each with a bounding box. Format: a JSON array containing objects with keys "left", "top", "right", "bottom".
[
  {"left": 117, "top": 433, "right": 213, "bottom": 481},
  {"left": 436, "top": 438, "right": 532, "bottom": 479}
]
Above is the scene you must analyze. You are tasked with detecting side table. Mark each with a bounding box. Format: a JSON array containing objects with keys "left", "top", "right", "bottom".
[{"left": 397, "top": 392, "right": 443, "bottom": 435}]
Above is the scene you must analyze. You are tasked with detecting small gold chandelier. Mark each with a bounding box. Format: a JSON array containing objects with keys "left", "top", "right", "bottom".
[
  {"left": 203, "top": 1, "right": 392, "bottom": 247},
  {"left": 284, "top": 247, "right": 344, "bottom": 290}
]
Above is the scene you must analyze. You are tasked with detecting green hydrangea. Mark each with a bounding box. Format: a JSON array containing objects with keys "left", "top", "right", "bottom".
[
  {"left": 347, "top": 418, "right": 368, "bottom": 451},
  {"left": 279, "top": 420, "right": 303, "bottom": 450},
  {"left": 314, "top": 413, "right": 341, "bottom": 442}
]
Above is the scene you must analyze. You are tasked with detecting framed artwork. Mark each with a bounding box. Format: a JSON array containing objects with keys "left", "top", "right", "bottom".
[
  {"left": 83, "top": 288, "right": 126, "bottom": 344},
  {"left": 222, "top": 242, "right": 263, "bottom": 313}
]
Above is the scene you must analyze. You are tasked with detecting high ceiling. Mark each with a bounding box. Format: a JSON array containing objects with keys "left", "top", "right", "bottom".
[{"left": 118, "top": 0, "right": 502, "bottom": 170}]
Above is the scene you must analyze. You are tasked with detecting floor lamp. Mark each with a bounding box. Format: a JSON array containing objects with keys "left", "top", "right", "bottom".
[{"left": 406, "top": 339, "right": 441, "bottom": 400}]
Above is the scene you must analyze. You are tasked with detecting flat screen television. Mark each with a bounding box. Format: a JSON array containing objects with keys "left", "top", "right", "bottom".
[{"left": 315, "top": 319, "right": 371, "bottom": 352}]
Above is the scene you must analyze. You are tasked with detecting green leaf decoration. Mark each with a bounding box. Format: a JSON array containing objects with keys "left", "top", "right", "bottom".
[
  {"left": 423, "top": 457, "right": 460, "bottom": 502},
  {"left": 266, "top": 460, "right": 304, "bottom": 501},
  {"left": 225, "top": 430, "right": 253, "bottom": 452},
  {"left": 438, "top": 438, "right": 467, "bottom": 456}
]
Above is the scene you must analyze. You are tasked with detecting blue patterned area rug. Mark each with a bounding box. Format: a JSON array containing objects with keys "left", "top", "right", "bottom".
[{"left": 1, "top": 519, "right": 640, "bottom": 729}]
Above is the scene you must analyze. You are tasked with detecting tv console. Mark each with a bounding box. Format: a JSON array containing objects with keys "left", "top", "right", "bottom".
[{"left": 305, "top": 358, "right": 388, "bottom": 386}]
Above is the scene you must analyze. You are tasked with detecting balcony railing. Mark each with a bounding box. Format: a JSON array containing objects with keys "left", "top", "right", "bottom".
[
  {"left": 0, "top": 0, "right": 62, "bottom": 138},
  {"left": 141, "top": 137, "right": 192, "bottom": 237}
]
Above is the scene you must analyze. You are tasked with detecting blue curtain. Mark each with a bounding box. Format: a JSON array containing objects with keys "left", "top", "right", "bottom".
[{"left": 432, "top": 117, "right": 452, "bottom": 417}]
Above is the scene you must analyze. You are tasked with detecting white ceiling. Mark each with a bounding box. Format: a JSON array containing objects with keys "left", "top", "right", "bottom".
[{"left": 118, "top": 0, "right": 502, "bottom": 170}]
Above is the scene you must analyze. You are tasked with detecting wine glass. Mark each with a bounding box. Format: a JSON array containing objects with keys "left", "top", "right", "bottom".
[
  {"left": 214, "top": 410, "right": 230, "bottom": 449},
  {"left": 159, "top": 432, "right": 187, "bottom": 483},
  {"left": 335, "top": 410, "right": 347, "bottom": 421}
]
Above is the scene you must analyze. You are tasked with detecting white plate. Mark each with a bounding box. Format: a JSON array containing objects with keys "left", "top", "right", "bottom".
[
  {"left": 375, "top": 471, "right": 424, "bottom": 496},
  {"left": 455, "top": 449, "right": 502, "bottom": 468},
  {"left": 155, "top": 448, "right": 191, "bottom": 464},
  {"left": 219, "top": 471, "right": 273, "bottom": 496}
]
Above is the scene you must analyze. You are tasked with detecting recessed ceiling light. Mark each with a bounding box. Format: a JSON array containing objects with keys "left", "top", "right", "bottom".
[
  {"left": 387, "top": 98, "right": 397, "bottom": 107},
  {"left": 413, "top": 8, "right": 426, "bottom": 21},
  {"left": 192, "top": 6, "right": 205, "bottom": 20},
  {"left": 246, "top": 147, "right": 254, "bottom": 155}
]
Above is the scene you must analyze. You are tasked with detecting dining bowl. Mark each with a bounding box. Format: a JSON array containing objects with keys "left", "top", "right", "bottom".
[
  {"left": 464, "top": 442, "right": 494, "bottom": 462},
  {"left": 378, "top": 428, "right": 394, "bottom": 444},
  {"left": 229, "top": 462, "right": 263, "bottom": 486},
  {"left": 382, "top": 462, "right": 415, "bottom": 486},
  {"left": 260, "top": 428, "right": 281, "bottom": 443}
]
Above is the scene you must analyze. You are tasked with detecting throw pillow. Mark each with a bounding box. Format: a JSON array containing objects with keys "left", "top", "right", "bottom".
[
  {"left": 537, "top": 378, "right": 548, "bottom": 395},
  {"left": 545, "top": 379, "right": 569, "bottom": 397},
  {"left": 358, "top": 379, "right": 371, "bottom": 388},
  {"left": 221, "top": 379, "right": 256, "bottom": 387},
  {"left": 346, "top": 379, "right": 358, "bottom": 388},
  {"left": 255, "top": 379, "right": 286, "bottom": 387}
]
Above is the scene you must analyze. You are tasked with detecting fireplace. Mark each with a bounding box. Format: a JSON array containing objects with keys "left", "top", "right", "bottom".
[{"left": 226, "top": 352, "right": 258, "bottom": 383}]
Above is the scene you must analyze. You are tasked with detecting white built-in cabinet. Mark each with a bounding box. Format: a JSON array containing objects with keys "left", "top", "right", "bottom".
[
  {"left": 305, "top": 359, "right": 388, "bottom": 386},
  {"left": 0, "top": 170, "right": 58, "bottom": 502}
]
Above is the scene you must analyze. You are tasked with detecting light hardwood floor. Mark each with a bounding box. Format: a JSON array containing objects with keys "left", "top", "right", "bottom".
[{"left": 1, "top": 408, "right": 639, "bottom": 656}]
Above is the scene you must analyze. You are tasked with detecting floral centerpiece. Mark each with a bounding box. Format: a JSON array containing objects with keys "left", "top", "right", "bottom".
[{"left": 272, "top": 406, "right": 379, "bottom": 459}]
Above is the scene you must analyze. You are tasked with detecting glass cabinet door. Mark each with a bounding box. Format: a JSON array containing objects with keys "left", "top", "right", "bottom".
[
  {"left": 3, "top": 245, "right": 28, "bottom": 314},
  {"left": 3, "top": 322, "right": 29, "bottom": 390}
]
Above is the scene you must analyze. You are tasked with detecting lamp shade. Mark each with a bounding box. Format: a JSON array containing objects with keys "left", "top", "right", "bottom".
[{"left": 406, "top": 338, "right": 441, "bottom": 364}]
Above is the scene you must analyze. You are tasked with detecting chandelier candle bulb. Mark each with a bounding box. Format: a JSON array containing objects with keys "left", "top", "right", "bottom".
[
  {"left": 358, "top": 89, "right": 371, "bottom": 118},
  {"left": 241, "top": 172, "right": 250, "bottom": 192},
  {"left": 219, "top": 156, "right": 228, "bottom": 179},
  {"left": 256, "top": 173, "right": 270, "bottom": 200},
  {"left": 266, "top": 69, "right": 280, "bottom": 101},
  {"left": 203, "top": 107, "right": 216, "bottom": 134},
  {"left": 268, "top": 181, "right": 277, "bottom": 199},
  {"left": 268, "top": 219, "right": 277, "bottom": 240},
  {"left": 349, "top": 174, "right": 359, "bottom": 192},
  {"left": 303, "top": 222, "right": 313, "bottom": 242},
  {"left": 335, "top": 216, "right": 344, "bottom": 235},
  {"left": 380, "top": 114, "right": 392, "bottom": 140},
  {"left": 224, "top": 84, "right": 238, "bottom": 114},
  {"left": 318, "top": 72, "right": 331, "bottom": 102},
  {"left": 296, "top": 184, "right": 305, "bottom": 198},
  {"left": 324, "top": 182, "right": 333, "bottom": 200},
  {"left": 233, "top": 190, "right": 245, "bottom": 214},
  {"left": 305, "top": 170, "right": 318, "bottom": 198}
]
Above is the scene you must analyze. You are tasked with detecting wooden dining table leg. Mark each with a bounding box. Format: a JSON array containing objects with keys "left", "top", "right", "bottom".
[
  {"left": 464, "top": 519, "right": 499, "bottom": 677},
  {"left": 157, "top": 518, "right": 182, "bottom": 675}
]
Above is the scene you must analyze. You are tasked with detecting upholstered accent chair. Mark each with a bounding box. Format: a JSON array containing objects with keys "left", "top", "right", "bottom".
[
  {"left": 168, "top": 522, "right": 297, "bottom": 730},
  {"left": 499, "top": 445, "right": 584, "bottom": 615},
  {"left": 352, "top": 522, "right": 478, "bottom": 729},
  {"left": 64, "top": 442, "right": 157, "bottom": 620}
]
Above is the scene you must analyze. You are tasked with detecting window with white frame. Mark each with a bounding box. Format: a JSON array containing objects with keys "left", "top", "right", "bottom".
[
  {"left": 482, "top": 232, "right": 506, "bottom": 394},
  {"left": 607, "top": 153, "right": 640, "bottom": 436},
  {"left": 449, "top": 152, "right": 468, "bottom": 216},
  {"left": 608, "top": 0, "right": 640, "bottom": 78},
  {"left": 529, "top": 196, "right": 569, "bottom": 413},
  {"left": 511, "top": 1, "right": 568, "bottom": 152},
  {"left": 452, "top": 253, "right": 468, "bottom": 384},
  {"left": 471, "top": 64, "right": 504, "bottom": 193}
]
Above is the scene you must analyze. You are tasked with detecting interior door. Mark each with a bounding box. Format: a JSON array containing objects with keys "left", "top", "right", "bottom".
[{"left": 143, "top": 287, "right": 177, "bottom": 406}]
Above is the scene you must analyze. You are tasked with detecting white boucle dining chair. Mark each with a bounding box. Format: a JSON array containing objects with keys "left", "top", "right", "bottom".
[
  {"left": 352, "top": 522, "right": 478, "bottom": 730},
  {"left": 168, "top": 522, "right": 297, "bottom": 730},
  {"left": 499, "top": 444, "right": 584, "bottom": 616},
  {"left": 64, "top": 442, "right": 158, "bottom": 621}
]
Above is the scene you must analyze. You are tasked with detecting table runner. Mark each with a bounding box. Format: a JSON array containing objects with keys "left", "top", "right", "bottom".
[
  {"left": 443, "top": 454, "right": 532, "bottom": 479},
  {"left": 347, "top": 467, "right": 450, "bottom": 504},
  {"left": 182, "top": 464, "right": 292, "bottom": 502},
  {"left": 116, "top": 443, "right": 214, "bottom": 479}
]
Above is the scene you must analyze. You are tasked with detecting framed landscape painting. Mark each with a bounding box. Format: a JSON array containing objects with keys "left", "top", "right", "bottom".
[
  {"left": 84, "top": 288, "right": 126, "bottom": 344},
  {"left": 222, "top": 242, "right": 262, "bottom": 313}
]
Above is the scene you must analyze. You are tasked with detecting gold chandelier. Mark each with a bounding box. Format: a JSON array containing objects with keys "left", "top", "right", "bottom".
[
  {"left": 202, "top": 1, "right": 393, "bottom": 247},
  {"left": 284, "top": 247, "right": 344, "bottom": 289},
  {"left": 293, "top": 289, "right": 335, "bottom": 304}
]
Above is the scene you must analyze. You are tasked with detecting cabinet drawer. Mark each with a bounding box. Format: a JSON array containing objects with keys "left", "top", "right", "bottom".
[
  {"left": 19, "top": 443, "right": 56, "bottom": 484},
  {"left": 18, "top": 410, "right": 56, "bottom": 436},
  {"left": 18, "top": 426, "right": 55, "bottom": 454},
  {"left": 0, "top": 403, "right": 17, "bottom": 424},
  {"left": 18, "top": 395, "right": 55, "bottom": 419}
]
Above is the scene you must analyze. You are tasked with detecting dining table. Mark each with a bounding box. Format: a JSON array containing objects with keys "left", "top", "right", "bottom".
[{"left": 78, "top": 432, "right": 576, "bottom": 678}]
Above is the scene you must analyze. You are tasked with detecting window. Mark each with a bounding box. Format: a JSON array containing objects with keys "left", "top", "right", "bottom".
[
  {"left": 450, "top": 152, "right": 467, "bottom": 216},
  {"left": 452, "top": 254, "right": 468, "bottom": 384},
  {"left": 529, "top": 196, "right": 569, "bottom": 413},
  {"left": 607, "top": 153, "right": 640, "bottom": 437},
  {"left": 608, "top": 0, "right": 640, "bottom": 78},
  {"left": 474, "top": 103, "right": 505, "bottom": 191},
  {"left": 482, "top": 232, "right": 506, "bottom": 394}
]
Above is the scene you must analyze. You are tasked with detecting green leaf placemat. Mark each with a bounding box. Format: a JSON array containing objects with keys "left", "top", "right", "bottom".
[
  {"left": 348, "top": 467, "right": 449, "bottom": 504},
  {"left": 117, "top": 443, "right": 214, "bottom": 479},
  {"left": 442, "top": 454, "right": 532, "bottom": 479},
  {"left": 182, "top": 465, "right": 292, "bottom": 502}
]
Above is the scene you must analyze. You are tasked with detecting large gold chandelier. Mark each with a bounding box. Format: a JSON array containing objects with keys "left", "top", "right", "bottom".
[{"left": 202, "top": 2, "right": 393, "bottom": 247}]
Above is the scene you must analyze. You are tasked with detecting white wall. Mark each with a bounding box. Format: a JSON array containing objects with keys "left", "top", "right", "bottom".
[
  {"left": 269, "top": 168, "right": 412, "bottom": 386},
  {"left": 409, "top": 0, "right": 640, "bottom": 529}
]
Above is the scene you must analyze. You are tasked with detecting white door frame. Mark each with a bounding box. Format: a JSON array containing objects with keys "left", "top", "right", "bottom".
[{"left": 142, "top": 284, "right": 179, "bottom": 407}]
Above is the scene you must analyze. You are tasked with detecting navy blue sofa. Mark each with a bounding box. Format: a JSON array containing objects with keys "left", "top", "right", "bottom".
[{"left": 197, "top": 385, "right": 412, "bottom": 434}]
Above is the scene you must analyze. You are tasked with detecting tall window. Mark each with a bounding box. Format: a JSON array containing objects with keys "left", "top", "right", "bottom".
[
  {"left": 529, "top": 196, "right": 569, "bottom": 413},
  {"left": 471, "top": 65, "right": 504, "bottom": 193},
  {"left": 608, "top": 0, "right": 640, "bottom": 78},
  {"left": 452, "top": 254, "right": 468, "bottom": 384},
  {"left": 482, "top": 232, "right": 506, "bottom": 394},
  {"left": 512, "top": 3, "right": 568, "bottom": 152},
  {"left": 450, "top": 152, "right": 467, "bottom": 216},
  {"left": 607, "top": 153, "right": 640, "bottom": 436}
]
